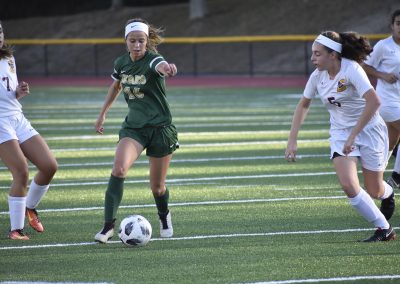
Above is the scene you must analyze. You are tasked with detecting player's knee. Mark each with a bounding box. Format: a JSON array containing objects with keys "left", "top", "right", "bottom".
[
  {"left": 111, "top": 166, "right": 128, "bottom": 178},
  {"left": 150, "top": 184, "right": 165, "bottom": 197},
  {"left": 12, "top": 168, "right": 29, "bottom": 188},
  {"left": 46, "top": 160, "right": 58, "bottom": 178}
]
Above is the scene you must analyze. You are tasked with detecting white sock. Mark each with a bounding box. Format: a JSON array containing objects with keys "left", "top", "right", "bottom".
[
  {"left": 8, "top": 196, "right": 26, "bottom": 231},
  {"left": 26, "top": 180, "right": 49, "bottom": 209},
  {"left": 349, "top": 188, "right": 389, "bottom": 229},
  {"left": 394, "top": 147, "right": 400, "bottom": 173},
  {"left": 380, "top": 181, "right": 394, "bottom": 200}
]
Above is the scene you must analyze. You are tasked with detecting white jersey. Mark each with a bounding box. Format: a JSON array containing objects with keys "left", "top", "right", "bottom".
[
  {"left": 304, "top": 58, "right": 378, "bottom": 130},
  {"left": 364, "top": 36, "right": 400, "bottom": 105},
  {"left": 0, "top": 56, "right": 22, "bottom": 117}
]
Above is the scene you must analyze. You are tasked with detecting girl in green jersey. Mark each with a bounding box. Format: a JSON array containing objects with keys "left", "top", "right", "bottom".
[{"left": 94, "top": 18, "right": 178, "bottom": 243}]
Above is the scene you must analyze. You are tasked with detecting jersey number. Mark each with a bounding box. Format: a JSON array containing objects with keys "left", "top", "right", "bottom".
[
  {"left": 328, "top": 97, "right": 341, "bottom": 107},
  {"left": 2, "top": 77, "right": 10, "bottom": 91}
]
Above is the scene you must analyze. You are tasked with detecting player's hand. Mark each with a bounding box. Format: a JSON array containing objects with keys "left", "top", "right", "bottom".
[
  {"left": 157, "top": 62, "right": 177, "bottom": 77},
  {"left": 382, "top": 73, "right": 398, "bottom": 84},
  {"left": 285, "top": 141, "right": 297, "bottom": 162},
  {"left": 343, "top": 136, "right": 356, "bottom": 155},
  {"left": 16, "top": 81, "right": 30, "bottom": 99},
  {"left": 94, "top": 115, "right": 106, "bottom": 134}
]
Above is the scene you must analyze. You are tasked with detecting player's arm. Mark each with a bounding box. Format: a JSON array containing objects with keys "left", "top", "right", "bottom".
[
  {"left": 285, "top": 96, "right": 312, "bottom": 162},
  {"left": 362, "top": 63, "right": 398, "bottom": 84},
  {"left": 95, "top": 80, "right": 122, "bottom": 134}
]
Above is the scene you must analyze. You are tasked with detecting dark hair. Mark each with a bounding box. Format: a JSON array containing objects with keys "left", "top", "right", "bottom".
[
  {"left": 391, "top": 9, "right": 400, "bottom": 25},
  {"left": 320, "top": 31, "right": 372, "bottom": 63},
  {"left": 125, "top": 18, "right": 164, "bottom": 53},
  {"left": 0, "top": 20, "right": 14, "bottom": 59}
]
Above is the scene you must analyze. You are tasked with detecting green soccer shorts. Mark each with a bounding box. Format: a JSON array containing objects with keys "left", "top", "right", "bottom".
[{"left": 119, "top": 124, "right": 179, "bottom": 157}]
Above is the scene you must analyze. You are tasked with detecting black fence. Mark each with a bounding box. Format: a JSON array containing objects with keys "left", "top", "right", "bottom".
[{"left": 9, "top": 35, "right": 385, "bottom": 77}]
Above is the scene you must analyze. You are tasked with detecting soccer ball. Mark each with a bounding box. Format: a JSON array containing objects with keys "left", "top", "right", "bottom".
[{"left": 118, "top": 215, "right": 152, "bottom": 247}]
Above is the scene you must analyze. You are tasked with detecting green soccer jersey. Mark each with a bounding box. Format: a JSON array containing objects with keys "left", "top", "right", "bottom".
[{"left": 112, "top": 51, "right": 172, "bottom": 128}]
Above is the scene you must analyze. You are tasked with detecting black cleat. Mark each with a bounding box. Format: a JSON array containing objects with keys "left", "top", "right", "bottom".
[
  {"left": 361, "top": 226, "right": 397, "bottom": 242},
  {"left": 380, "top": 192, "right": 395, "bottom": 220},
  {"left": 94, "top": 219, "right": 116, "bottom": 244},
  {"left": 387, "top": 176, "right": 400, "bottom": 190}
]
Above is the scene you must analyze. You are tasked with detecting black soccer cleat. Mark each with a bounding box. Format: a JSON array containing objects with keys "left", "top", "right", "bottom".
[
  {"left": 387, "top": 176, "right": 400, "bottom": 190},
  {"left": 94, "top": 218, "right": 116, "bottom": 244},
  {"left": 380, "top": 192, "right": 395, "bottom": 220},
  {"left": 361, "top": 226, "right": 397, "bottom": 242}
]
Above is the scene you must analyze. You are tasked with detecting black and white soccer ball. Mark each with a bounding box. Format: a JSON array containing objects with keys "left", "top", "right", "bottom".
[{"left": 118, "top": 215, "right": 152, "bottom": 247}]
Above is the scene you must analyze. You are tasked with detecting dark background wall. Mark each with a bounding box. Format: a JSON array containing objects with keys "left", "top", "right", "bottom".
[
  {"left": 3, "top": 0, "right": 398, "bottom": 76},
  {"left": 1, "top": 0, "right": 187, "bottom": 20}
]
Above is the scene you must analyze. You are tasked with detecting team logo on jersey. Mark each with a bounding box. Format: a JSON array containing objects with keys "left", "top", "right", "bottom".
[
  {"left": 337, "top": 79, "right": 347, "bottom": 92},
  {"left": 121, "top": 74, "right": 146, "bottom": 85},
  {"left": 8, "top": 59, "right": 16, "bottom": 73}
]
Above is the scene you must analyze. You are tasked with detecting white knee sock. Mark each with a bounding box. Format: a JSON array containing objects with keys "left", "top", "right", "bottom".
[
  {"left": 8, "top": 196, "right": 26, "bottom": 231},
  {"left": 380, "top": 181, "right": 394, "bottom": 200},
  {"left": 349, "top": 188, "right": 389, "bottom": 229},
  {"left": 394, "top": 147, "right": 400, "bottom": 173},
  {"left": 26, "top": 180, "right": 49, "bottom": 209}
]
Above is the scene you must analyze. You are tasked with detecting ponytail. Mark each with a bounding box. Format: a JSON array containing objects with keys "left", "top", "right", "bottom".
[
  {"left": 339, "top": 32, "right": 372, "bottom": 63},
  {"left": 320, "top": 31, "right": 372, "bottom": 63}
]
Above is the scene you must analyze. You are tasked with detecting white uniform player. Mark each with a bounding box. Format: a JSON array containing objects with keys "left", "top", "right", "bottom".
[
  {"left": 0, "top": 56, "right": 38, "bottom": 143},
  {"left": 286, "top": 31, "right": 396, "bottom": 242},
  {"left": 365, "top": 37, "right": 400, "bottom": 122},
  {"left": 304, "top": 58, "right": 388, "bottom": 172},
  {"left": 364, "top": 10, "right": 400, "bottom": 189},
  {"left": 0, "top": 22, "right": 57, "bottom": 240}
]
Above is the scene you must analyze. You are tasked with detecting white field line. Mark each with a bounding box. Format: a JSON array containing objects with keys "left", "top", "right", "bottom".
[
  {"left": 0, "top": 171, "right": 337, "bottom": 189},
  {"left": 0, "top": 154, "right": 329, "bottom": 170},
  {"left": 41, "top": 129, "right": 327, "bottom": 139},
  {"left": 3, "top": 169, "right": 397, "bottom": 189},
  {"left": 34, "top": 121, "right": 329, "bottom": 131},
  {"left": 47, "top": 140, "right": 328, "bottom": 152},
  {"left": 1, "top": 226, "right": 399, "bottom": 251},
  {"left": 0, "top": 195, "right": 346, "bottom": 215},
  {"left": 48, "top": 141, "right": 327, "bottom": 152},
  {"left": 45, "top": 140, "right": 328, "bottom": 151},
  {"left": 0, "top": 168, "right": 394, "bottom": 190},
  {"left": 238, "top": 275, "right": 400, "bottom": 284}
]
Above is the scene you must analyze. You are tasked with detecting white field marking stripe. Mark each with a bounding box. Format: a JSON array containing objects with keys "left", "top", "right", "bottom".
[
  {"left": 0, "top": 154, "right": 329, "bottom": 170},
  {"left": 0, "top": 195, "right": 345, "bottom": 215},
  {"left": 2, "top": 227, "right": 399, "bottom": 251},
  {"left": 44, "top": 130, "right": 328, "bottom": 140},
  {"left": 49, "top": 140, "right": 328, "bottom": 152},
  {"left": 34, "top": 121, "right": 329, "bottom": 131},
  {"left": 240, "top": 275, "right": 400, "bottom": 284},
  {"left": 41, "top": 130, "right": 327, "bottom": 140},
  {"left": 0, "top": 169, "right": 395, "bottom": 190},
  {"left": 0, "top": 171, "right": 337, "bottom": 189}
]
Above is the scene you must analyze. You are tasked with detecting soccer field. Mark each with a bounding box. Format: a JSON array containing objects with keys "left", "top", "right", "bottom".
[{"left": 0, "top": 83, "right": 399, "bottom": 283}]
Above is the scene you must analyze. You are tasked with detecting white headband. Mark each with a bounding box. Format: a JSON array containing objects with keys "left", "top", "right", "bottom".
[
  {"left": 125, "top": 22, "right": 149, "bottom": 38},
  {"left": 315, "top": 34, "right": 342, "bottom": 53}
]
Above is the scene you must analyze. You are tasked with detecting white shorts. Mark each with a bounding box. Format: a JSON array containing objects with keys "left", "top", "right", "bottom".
[
  {"left": 0, "top": 112, "right": 39, "bottom": 144},
  {"left": 379, "top": 103, "right": 400, "bottom": 122},
  {"left": 329, "top": 122, "right": 388, "bottom": 172}
]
